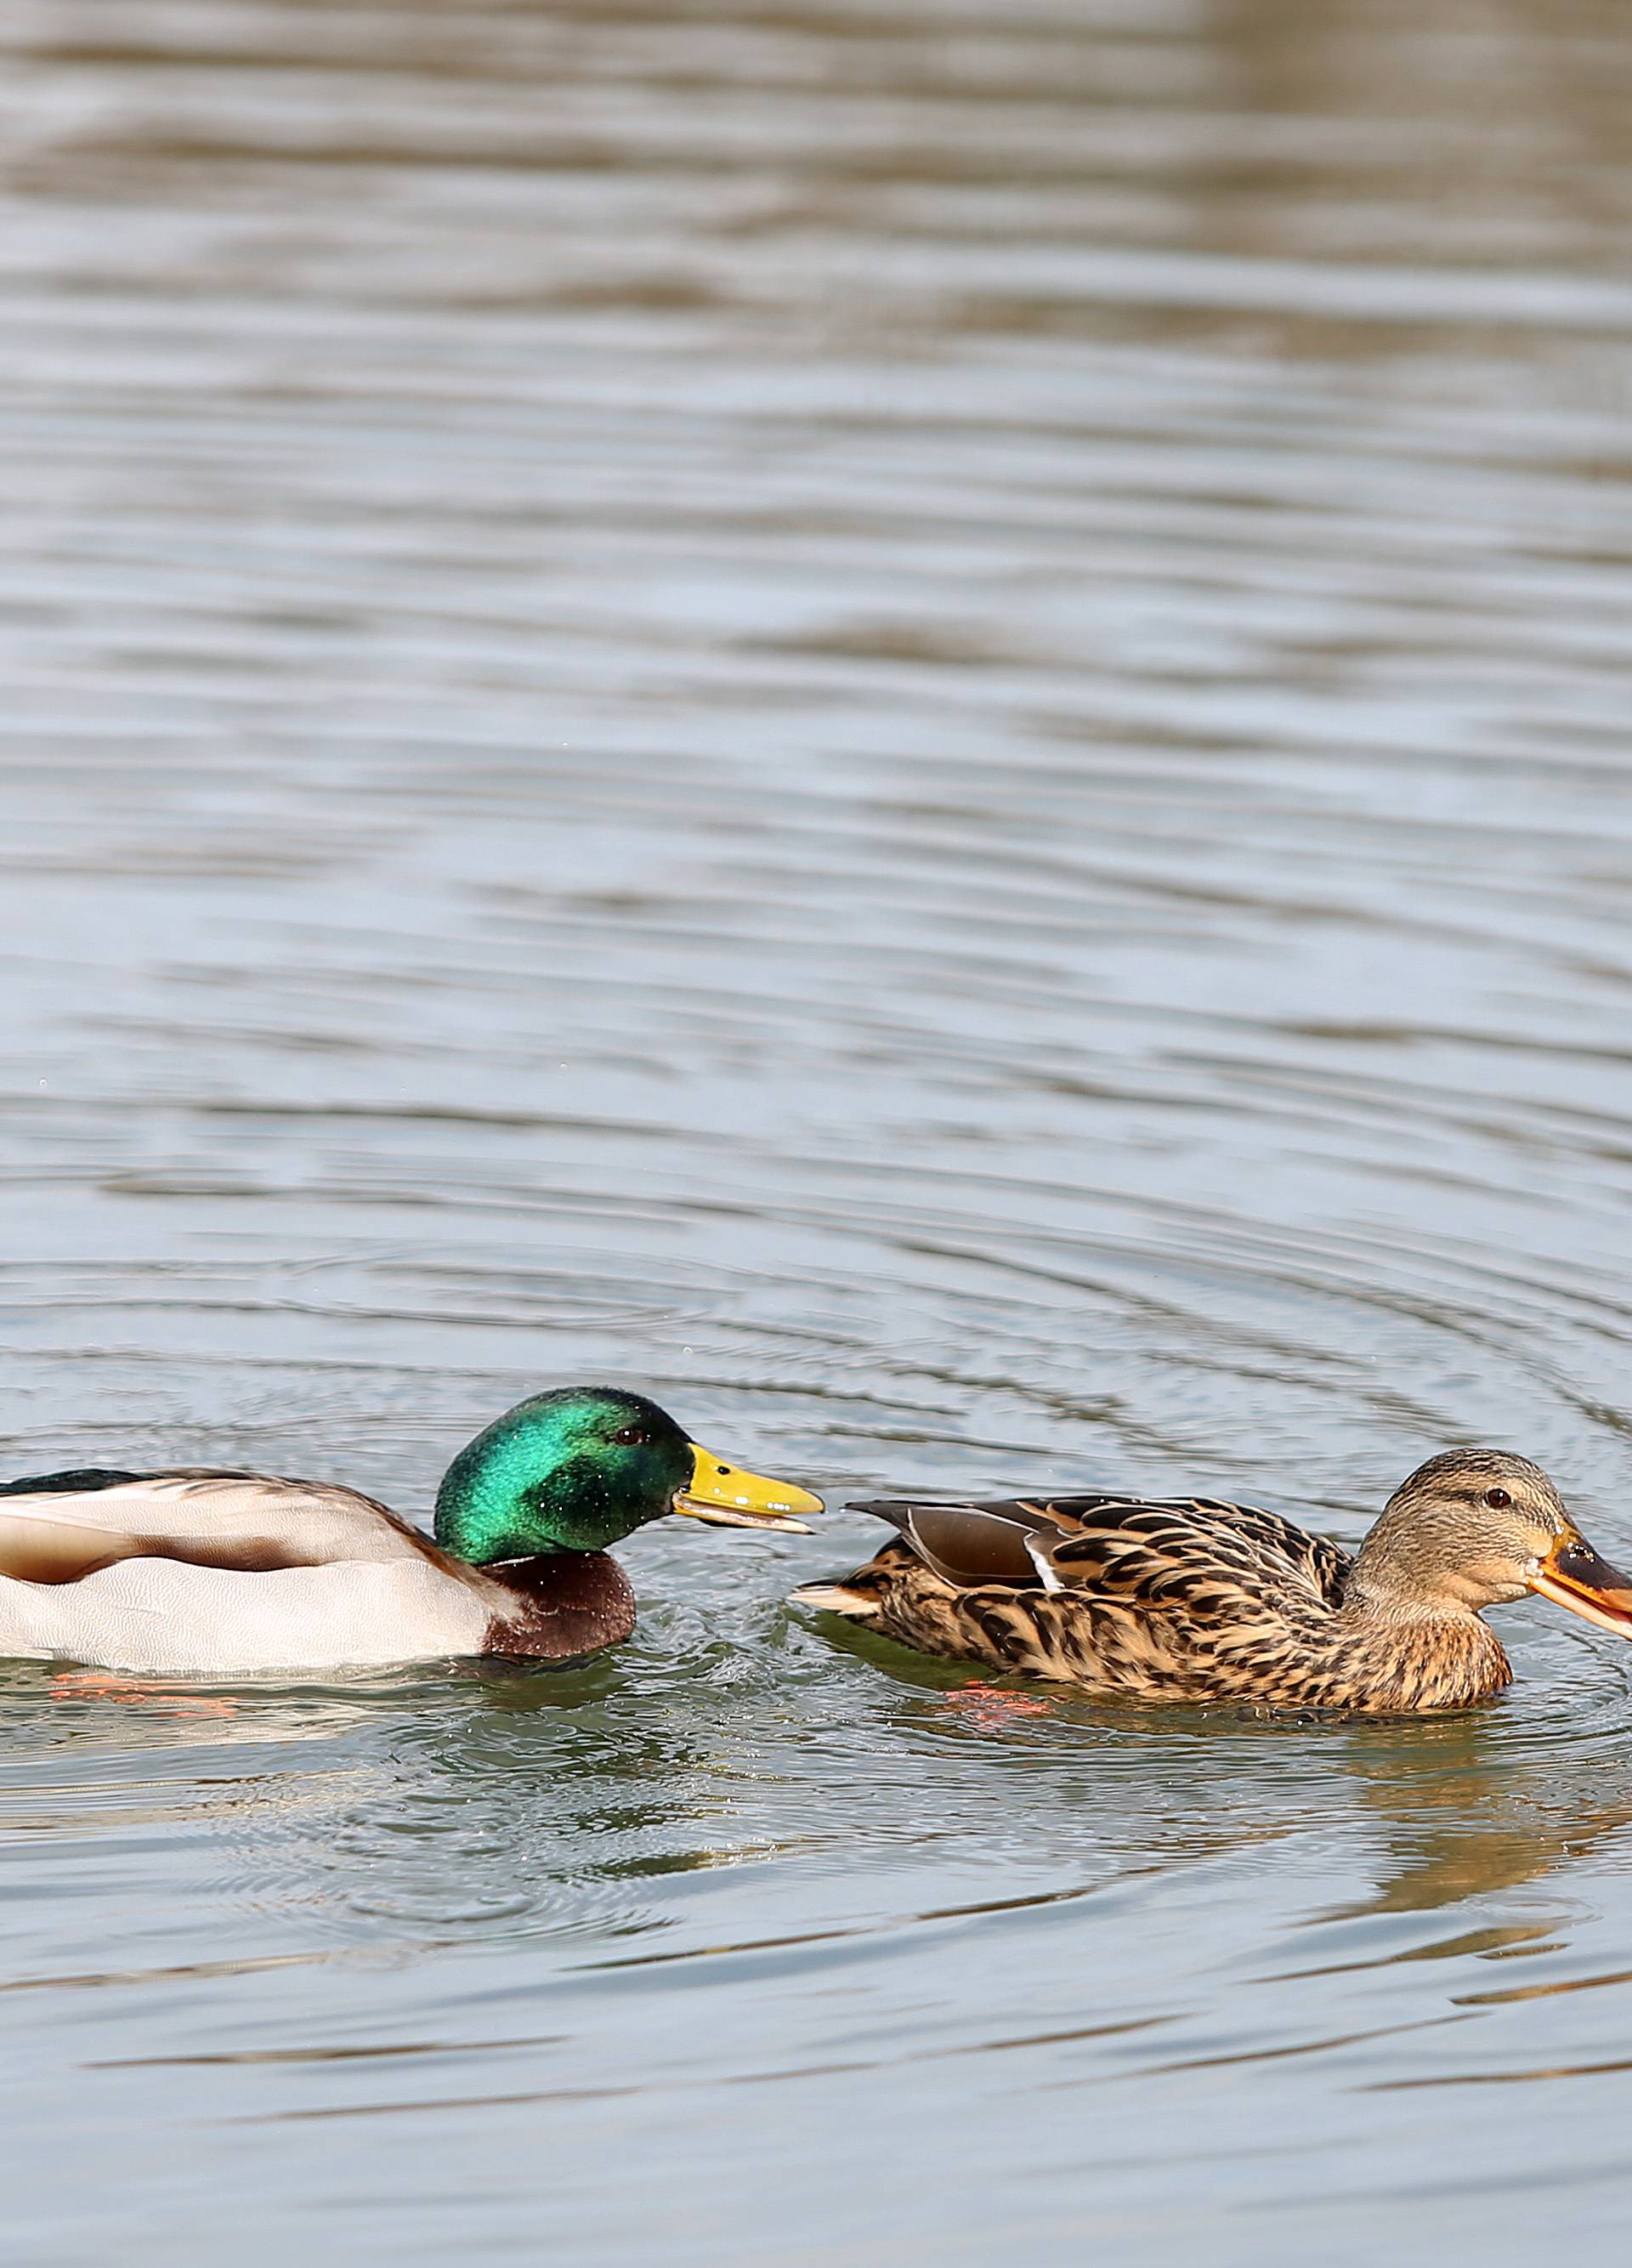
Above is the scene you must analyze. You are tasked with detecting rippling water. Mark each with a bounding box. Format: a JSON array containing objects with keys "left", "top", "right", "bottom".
[{"left": 6, "top": 0, "right": 1632, "bottom": 2259}]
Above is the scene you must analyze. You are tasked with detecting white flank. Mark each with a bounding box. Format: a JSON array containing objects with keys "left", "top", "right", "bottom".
[{"left": 0, "top": 1556, "right": 493, "bottom": 1677}]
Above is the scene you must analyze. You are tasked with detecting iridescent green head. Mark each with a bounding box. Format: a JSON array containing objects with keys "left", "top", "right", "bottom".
[{"left": 432, "top": 1386, "right": 821, "bottom": 1565}]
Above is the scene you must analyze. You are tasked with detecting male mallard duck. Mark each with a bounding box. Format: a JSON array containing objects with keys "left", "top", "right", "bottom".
[
  {"left": 0, "top": 1386, "right": 821, "bottom": 1677},
  {"left": 792, "top": 1449, "right": 1632, "bottom": 1713}
]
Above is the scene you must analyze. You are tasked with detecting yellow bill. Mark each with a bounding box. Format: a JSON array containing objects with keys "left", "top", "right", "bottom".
[{"left": 672, "top": 1443, "right": 823, "bottom": 1532}]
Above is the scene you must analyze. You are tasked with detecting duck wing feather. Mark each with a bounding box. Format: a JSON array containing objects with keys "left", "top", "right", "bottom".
[
  {"left": 0, "top": 1467, "right": 440, "bottom": 1585},
  {"left": 851, "top": 1491, "right": 1352, "bottom": 1610},
  {"left": 847, "top": 1496, "right": 1087, "bottom": 1588}
]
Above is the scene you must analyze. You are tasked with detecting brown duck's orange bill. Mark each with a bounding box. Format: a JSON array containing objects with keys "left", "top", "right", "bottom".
[
  {"left": 672, "top": 1443, "right": 823, "bottom": 1533},
  {"left": 1530, "top": 1530, "right": 1632, "bottom": 1637}
]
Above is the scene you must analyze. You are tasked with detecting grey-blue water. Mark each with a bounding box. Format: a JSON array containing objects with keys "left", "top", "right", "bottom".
[{"left": 6, "top": 2, "right": 1632, "bottom": 2259}]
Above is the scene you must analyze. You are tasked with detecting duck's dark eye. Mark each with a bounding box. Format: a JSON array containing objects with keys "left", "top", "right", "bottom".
[
  {"left": 1484, "top": 1486, "right": 1512, "bottom": 1510},
  {"left": 613, "top": 1425, "right": 652, "bottom": 1448}
]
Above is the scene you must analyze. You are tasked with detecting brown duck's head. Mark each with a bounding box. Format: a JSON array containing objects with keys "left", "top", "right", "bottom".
[{"left": 1352, "top": 1449, "right": 1632, "bottom": 1636}]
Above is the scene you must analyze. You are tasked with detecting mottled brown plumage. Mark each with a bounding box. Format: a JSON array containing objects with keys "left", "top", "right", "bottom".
[{"left": 792, "top": 1450, "right": 1632, "bottom": 1715}]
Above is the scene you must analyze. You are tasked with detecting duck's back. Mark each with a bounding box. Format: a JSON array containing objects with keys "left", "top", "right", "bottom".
[
  {"left": 1044, "top": 1492, "right": 1351, "bottom": 1611},
  {"left": 0, "top": 1466, "right": 434, "bottom": 1579},
  {"left": 858, "top": 1490, "right": 1350, "bottom": 1604},
  {"left": 0, "top": 1466, "right": 494, "bottom": 1675}
]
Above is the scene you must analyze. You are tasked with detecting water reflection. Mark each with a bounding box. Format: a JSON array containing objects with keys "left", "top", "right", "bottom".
[{"left": 19, "top": 1624, "right": 1626, "bottom": 1959}]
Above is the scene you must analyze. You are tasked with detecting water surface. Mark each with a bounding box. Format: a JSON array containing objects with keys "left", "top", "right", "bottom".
[{"left": 5, "top": 1, "right": 1632, "bottom": 2259}]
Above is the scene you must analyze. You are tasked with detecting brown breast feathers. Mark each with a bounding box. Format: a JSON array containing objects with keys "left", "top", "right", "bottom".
[{"left": 481, "top": 1552, "right": 638, "bottom": 1659}]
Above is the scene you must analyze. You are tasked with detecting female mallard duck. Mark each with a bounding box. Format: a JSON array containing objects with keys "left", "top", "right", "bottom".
[
  {"left": 792, "top": 1449, "right": 1632, "bottom": 1713},
  {"left": 0, "top": 1386, "right": 820, "bottom": 1677}
]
